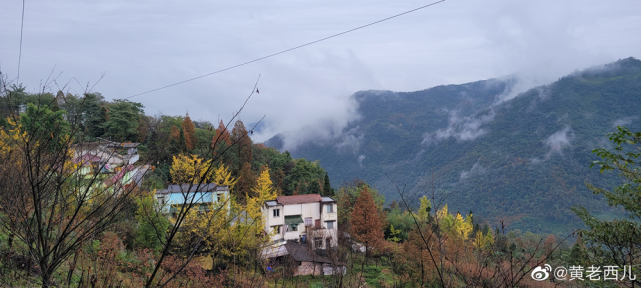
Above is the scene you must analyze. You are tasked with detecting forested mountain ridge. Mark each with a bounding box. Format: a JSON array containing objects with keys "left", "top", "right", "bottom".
[{"left": 266, "top": 57, "right": 641, "bottom": 235}]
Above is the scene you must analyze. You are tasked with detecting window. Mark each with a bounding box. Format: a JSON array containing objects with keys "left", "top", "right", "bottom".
[
  {"left": 326, "top": 221, "right": 335, "bottom": 230},
  {"left": 272, "top": 225, "right": 281, "bottom": 234},
  {"left": 305, "top": 217, "right": 312, "bottom": 226},
  {"left": 217, "top": 194, "right": 222, "bottom": 202},
  {"left": 273, "top": 209, "right": 280, "bottom": 217},
  {"left": 290, "top": 224, "right": 298, "bottom": 231},
  {"left": 326, "top": 204, "right": 334, "bottom": 213},
  {"left": 314, "top": 238, "right": 323, "bottom": 249}
]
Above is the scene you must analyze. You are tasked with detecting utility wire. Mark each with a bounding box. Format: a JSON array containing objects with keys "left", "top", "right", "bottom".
[
  {"left": 127, "top": 0, "right": 446, "bottom": 98},
  {"left": 17, "top": 0, "right": 26, "bottom": 83}
]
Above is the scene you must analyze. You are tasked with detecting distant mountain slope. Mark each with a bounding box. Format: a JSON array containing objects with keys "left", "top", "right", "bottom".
[{"left": 266, "top": 58, "right": 641, "bottom": 234}]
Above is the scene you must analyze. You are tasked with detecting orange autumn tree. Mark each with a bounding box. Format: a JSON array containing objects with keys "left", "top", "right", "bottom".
[
  {"left": 215, "top": 119, "right": 231, "bottom": 146},
  {"left": 170, "top": 125, "right": 180, "bottom": 142},
  {"left": 350, "top": 186, "right": 385, "bottom": 257},
  {"left": 182, "top": 113, "right": 196, "bottom": 150}
]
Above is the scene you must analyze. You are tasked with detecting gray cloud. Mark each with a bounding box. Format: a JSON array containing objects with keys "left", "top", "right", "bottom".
[
  {"left": 422, "top": 109, "right": 495, "bottom": 145},
  {"left": 612, "top": 116, "right": 638, "bottom": 128},
  {"left": 476, "top": 1, "right": 633, "bottom": 104},
  {"left": 357, "top": 155, "right": 366, "bottom": 167},
  {"left": 529, "top": 158, "right": 543, "bottom": 165},
  {"left": 460, "top": 161, "right": 487, "bottom": 180},
  {"left": 332, "top": 126, "right": 365, "bottom": 154},
  {"left": 544, "top": 126, "right": 574, "bottom": 158}
]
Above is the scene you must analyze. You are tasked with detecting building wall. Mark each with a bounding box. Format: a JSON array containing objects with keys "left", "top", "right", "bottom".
[
  {"left": 301, "top": 203, "right": 319, "bottom": 219},
  {"left": 293, "top": 262, "right": 345, "bottom": 276},
  {"left": 294, "top": 262, "right": 323, "bottom": 276},
  {"left": 264, "top": 205, "right": 284, "bottom": 242},
  {"left": 283, "top": 204, "right": 301, "bottom": 215},
  {"left": 264, "top": 200, "right": 336, "bottom": 245},
  {"left": 320, "top": 202, "right": 337, "bottom": 224},
  {"left": 159, "top": 189, "right": 230, "bottom": 214},
  {"left": 322, "top": 264, "right": 346, "bottom": 276}
]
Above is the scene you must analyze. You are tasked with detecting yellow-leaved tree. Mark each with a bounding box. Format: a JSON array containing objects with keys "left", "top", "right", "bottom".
[
  {"left": 436, "top": 204, "right": 454, "bottom": 231},
  {"left": 171, "top": 162, "right": 238, "bottom": 270},
  {"left": 417, "top": 196, "right": 432, "bottom": 223},
  {"left": 186, "top": 165, "right": 276, "bottom": 274},
  {"left": 451, "top": 212, "right": 473, "bottom": 241},
  {"left": 235, "top": 165, "right": 278, "bottom": 269},
  {"left": 175, "top": 190, "right": 233, "bottom": 270},
  {"left": 170, "top": 154, "right": 210, "bottom": 184},
  {"left": 473, "top": 230, "right": 494, "bottom": 251},
  {"left": 246, "top": 165, "right": 277, "bottom": 222},
  {"left": 212, "top": 164, "right": 238, "bottom": 189},
  {"left": 169, "top": 154, "right": 237, "bottom": 188}
]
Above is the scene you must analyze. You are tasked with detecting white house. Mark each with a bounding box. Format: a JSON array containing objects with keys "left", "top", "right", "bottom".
[{"left": 262, "top": 194, "right": 337, "bottom": 250}]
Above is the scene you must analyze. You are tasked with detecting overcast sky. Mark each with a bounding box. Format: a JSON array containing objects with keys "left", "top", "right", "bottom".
[{"left": 2, "top": 0, "right": 640, "bottom": 145}]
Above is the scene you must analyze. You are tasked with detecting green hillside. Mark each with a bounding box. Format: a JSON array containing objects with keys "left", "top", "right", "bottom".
[{"left": 266, "top": 57, "right": 641, "bottom": 235}]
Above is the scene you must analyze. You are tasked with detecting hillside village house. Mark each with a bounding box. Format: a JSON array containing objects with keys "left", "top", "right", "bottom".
[
  {"left": 262, "top": 194, "right": 337, "bottom": 250},
  {"left": 72, "top": 139, "right": 140, "bottom": 170},
  {"left": 156, "top": 183, "right": 230, "bottom": 214},
  {"left": 71, "top": 140, "right": 146, "bottom": 188}
]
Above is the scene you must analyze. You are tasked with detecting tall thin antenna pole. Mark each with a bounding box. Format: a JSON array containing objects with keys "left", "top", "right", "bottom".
[{"left": 17, "top": 0, "right": 26, "bottom": 83}]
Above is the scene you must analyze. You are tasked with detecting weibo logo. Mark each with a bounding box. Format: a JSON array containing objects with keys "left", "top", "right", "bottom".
[{"left": 531, "top": 264, "right": 552, "bottom": 281}]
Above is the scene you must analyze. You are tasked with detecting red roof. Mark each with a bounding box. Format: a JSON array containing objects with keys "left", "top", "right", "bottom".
[
  {"left": 276, "top": 194, "right": 321, "bottom": 205},
  {"left": 110, "top": 164, "right": 135, "bottom": 184}
]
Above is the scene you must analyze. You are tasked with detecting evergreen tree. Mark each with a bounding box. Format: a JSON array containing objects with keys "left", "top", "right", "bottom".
[
  {"left": 19, "top": 103, "right": 70, "bottom": 151},
  {"left": 100, "top": 99, "right": 144, "bottom": 142},
  {"left": 308, "top": 180, "right": 321, "bottom": 195},
  {"left": 323, "top": 172, "right": 333, "bottom": 196},
  {"left": 231, "top": 120, "right": 252, "bottom": 169},
  {"left": 80, "top": 92, "right": 107, "bottom": 138}
]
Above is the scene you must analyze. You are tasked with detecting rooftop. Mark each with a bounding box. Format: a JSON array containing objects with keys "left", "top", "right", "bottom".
[
  {"left": 321, "top": 196, "right": 336, "bottom": 202},
  {"left": 157, "top": 183, "right": 229, "bottom": 195},
  {"left": 276, "top": 194, "right": 322, "bottom": 205},
  {"left": 265, "top": 200, "right": 279, "bottom": 207},
  {"left": 284, "top": 242, "right": 333, "bottom": 264},
  {"left": 72, "top": 154, "right": 103, "bottom": 166},
  {"left": 96, "top": 137, "right": 140, "bottom": 148}
]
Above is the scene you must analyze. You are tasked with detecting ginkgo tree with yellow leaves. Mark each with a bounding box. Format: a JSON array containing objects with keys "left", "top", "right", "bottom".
[
  {"left": 170, "top": 154, "right": 237, "bottom": 186},
  {"left": 435, "top": 204, "right": 473, "bottom": 241},
  {"left": 170, "top": 160, "right": 278, "bottom": 272},
  {"left": 246, "top": 165, "right": 278, "bottom": 225}
]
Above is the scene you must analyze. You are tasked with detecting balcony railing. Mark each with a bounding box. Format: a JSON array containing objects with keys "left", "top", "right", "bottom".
[{"left": 324, "top": 212, "right": 337, "bottom": 219}]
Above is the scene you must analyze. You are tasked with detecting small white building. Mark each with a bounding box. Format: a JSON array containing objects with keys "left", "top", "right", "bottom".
[{"left": 262, "top": 194, "right": 337, "bottom": 250}]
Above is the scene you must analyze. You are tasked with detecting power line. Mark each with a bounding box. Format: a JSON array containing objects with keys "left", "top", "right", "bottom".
[
  {"left": 127, "top": 0, "right": 446, "bottom": 99},
  {"left": 17, "top": 0, "right": 26, "bottom": 83}
]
